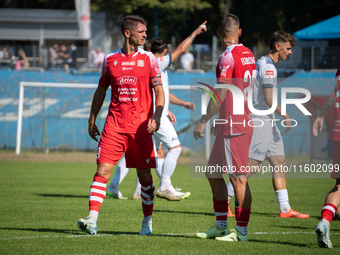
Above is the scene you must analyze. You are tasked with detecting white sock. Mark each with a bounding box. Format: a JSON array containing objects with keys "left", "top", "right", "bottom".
[
  {"left": 236, "top": 225, "right": 247, "bottom": 235},
  {"left": 216, "top": 220, "right": 228, "bottom": 230},
  {"left": 155, "top": 158, "right": 164, "bottom": 180},
  {"left": 108, "top": 156, "right": 129, "bottom": 191},
  {"left": 275, "top": 189, "right": 291, "bottom": 213},
  {"left": 134, "top": 177, "right": 141, "bottom": 196},
  {"left": 89, "top": 210, "right": 99, "bottom": 223},
  {"left": 321, "top": 218, "right": 330, "bottom": 229},
  {"left": 143, "top": 216, "right": 152, "bottom": 224},
  {"left": 227, "top": 181, "right": 234, "bottom": 203},
  {"left": 159, "top": 147, "right": 181, "bottom": 191}
]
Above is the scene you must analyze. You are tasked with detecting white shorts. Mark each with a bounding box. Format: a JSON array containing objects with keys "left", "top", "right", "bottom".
[
  {"left": 248, "top": 117, "right": 285, "bottom": 161},
  {"left": 154, "top": 115, "right": 180, "bottom": 149}
]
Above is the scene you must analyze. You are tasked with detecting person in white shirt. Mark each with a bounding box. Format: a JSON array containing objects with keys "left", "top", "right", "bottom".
[{"left": 180, "top": 49, "right": 194, "bottom": 70}]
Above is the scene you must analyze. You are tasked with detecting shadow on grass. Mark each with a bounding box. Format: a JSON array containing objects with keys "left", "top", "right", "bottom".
[
  {"left": 36, "top": 193, "right": 88, "bottom": 198},
  {"left": 153, "top": 209, "right": 214, "bottom": 216},
  {"left": 247, "top": 211, "right": 279, "bottom": 217},
  {"left": 0, "top": 227, "right": 79, "bottom": 235},
  {"left": 0, "top": 227, "right": 197, "bottom": 239},
  {"left": 250, "top": 239, "right": 308, "bottom": 247}
]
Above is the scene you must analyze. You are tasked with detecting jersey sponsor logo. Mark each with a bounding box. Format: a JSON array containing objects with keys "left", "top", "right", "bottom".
[
  {"left": 145, "top": 159, "right": 150, "bottom": 164},
  {"left": 114, "top": 60, "right": 118, "bottom": 66},
  {"left": 122, "top": 67, "right": 133, "bottom": 71},
  {"left": 159, "top": 57, "right": 165, "bottom": 62},
  {"left": 121, "top": 61, "right": 135, "bottom": 66},
  {"left": 138, "top": 60, "right": 144, "bottom": 67},
  {"left": 265, "top": 70, "right": 274, "bottom": 77},
  {"left": 241, "top": 57, "right": 255, "bottom": 65},
  {"left": 254, "top": 149, "right": 266, "bottom": 155},
  {"left": 118, "top": 76, "right": 138, "bottom": 85}
]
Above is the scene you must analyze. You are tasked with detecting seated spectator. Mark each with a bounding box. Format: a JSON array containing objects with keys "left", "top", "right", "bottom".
[
  {"left": 180, "top": 49, "right": 194, "bottom": 70},
  {"left": 39, "top": 43, "right": 48, "bottom": 70},
  {"left": 89, "top": 46, "right": 105, "bottom": 68},
  {"left": 16, "top": 49, "right": 30, "bottom": 70}
]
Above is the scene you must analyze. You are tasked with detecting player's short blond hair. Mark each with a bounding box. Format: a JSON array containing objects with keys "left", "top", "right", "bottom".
[
  {"left": 269, "top": 31, "right": 296, "bottom": 50},
  {"left": 121, "top": 15, "right": 147, "bottom": 35}
]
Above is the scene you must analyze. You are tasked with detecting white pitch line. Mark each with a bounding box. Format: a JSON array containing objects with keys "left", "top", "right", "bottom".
[{"left": 1, "top": 231, "right": 340, "bottom": 240}]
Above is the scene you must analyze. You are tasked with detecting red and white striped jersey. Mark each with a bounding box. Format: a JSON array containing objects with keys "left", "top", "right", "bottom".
[
  {"left": 216, "top": 44, "right": 256, "bottom": 136},
  {"left": 98, "top": 48, "right": 161, "bottom": 134}
]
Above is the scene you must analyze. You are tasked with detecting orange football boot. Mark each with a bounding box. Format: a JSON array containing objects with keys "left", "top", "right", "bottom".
[{"left": 280, "top": 208, "right": 310, "bottom": 218}]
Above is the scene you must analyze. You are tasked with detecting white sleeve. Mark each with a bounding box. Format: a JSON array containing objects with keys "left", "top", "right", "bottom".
[
  {"left": 157, "top": 55, "right": 171, "bottom": 72},
  {"left": 261, "top": 64, "right": 277, "bottom": 88}
]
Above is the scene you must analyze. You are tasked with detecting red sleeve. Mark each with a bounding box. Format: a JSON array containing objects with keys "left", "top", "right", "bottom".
[
  {"left": 149, "top": 53, "right": 161, "bottom": 80},
  {"left": 216, "top": 51, "right": 234, "bottom": 84},
  {"left": 98, "top": 57, "right": 110, "bottom": 88},
  {"left": 336, "top": 64, "right": 340, "bottom": 78}
]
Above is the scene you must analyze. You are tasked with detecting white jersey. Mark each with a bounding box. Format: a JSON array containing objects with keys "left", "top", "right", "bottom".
[
  {"left": 252, "top": 56, "right": 277, "bottom": 119},
  {"left": 157, "top": 54, "right": 172, "bottom": 116}
]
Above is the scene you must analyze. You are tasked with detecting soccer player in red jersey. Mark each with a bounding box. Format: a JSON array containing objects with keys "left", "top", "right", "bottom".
[
  {"left": 313, "top": 64, "right": 340, "bottom": 248},
  {"left": 194, "top": 14, "right": 255, "bottom": 241},
  {"left": 77, "top": 15, "right": 164, "bottom": 236}
]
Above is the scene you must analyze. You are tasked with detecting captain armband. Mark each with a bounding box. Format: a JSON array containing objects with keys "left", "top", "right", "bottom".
[{"left": 151, "top": 77, "right": 162, "bottom": 87}]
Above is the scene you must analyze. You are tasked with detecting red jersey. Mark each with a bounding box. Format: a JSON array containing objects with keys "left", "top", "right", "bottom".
[
  {"left": 98, "top": 48, "right": 161, "bottom": 134},
  {"left": 216, "top": 44, "right": 256, "bottom": 136},
  {"left": 333, "top": 64, "right": 340, "bottom": 141}
]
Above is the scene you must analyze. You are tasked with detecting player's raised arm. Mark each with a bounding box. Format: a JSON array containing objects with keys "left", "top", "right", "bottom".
[
  {"left": 88, "top": 86, "right": 108, "bottom": 142},
  {"left": 170, "top": 21, "right": 207, "bottom": 63},
  {"left": 148, "top": 76, "right": 165, "bottom": 133},
  {"left": 312, "top": 88, "right": 336, "bottom": 137}
]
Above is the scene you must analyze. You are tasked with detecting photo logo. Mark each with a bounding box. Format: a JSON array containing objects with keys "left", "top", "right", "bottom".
[{"left": 197, "top": 82, "right": 222, "bottom": 107}]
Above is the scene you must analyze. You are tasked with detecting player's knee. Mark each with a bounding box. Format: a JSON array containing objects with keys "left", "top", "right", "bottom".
[{"left": 169, "top": 146, "right": 182, "bottom": 158}]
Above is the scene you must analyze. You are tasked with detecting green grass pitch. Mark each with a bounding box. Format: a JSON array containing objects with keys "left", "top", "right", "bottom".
[{"left": 0, "top": 159, "right": 339, "bottom": 254}]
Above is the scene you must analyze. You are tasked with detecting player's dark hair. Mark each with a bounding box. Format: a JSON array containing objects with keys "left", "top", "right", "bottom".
[
  {"left": 144, "top": 40, "right": 152, "bottom": 52},
  {"left": 219, "top": 14, "right": 240, "bottom": 35},
  {"left": 150, "top": 38, "right": 167, "bottom": 54},
  {"left": 269, "top": 31, "right": 296, "bottom": 50},
  {"left": 121, "top": 15, "right": 147, "bottom": 35}
]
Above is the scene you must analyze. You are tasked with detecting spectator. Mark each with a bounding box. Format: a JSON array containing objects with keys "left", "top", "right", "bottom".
[
  {"left": 2, "top": 47, "right": 10, "bottom": 59},
  {"left": 58, "top": 44, "right": 71, "bottom": 69},
  {"left": 0, "top": 47, "right": 4, "bottom": 60},
  {"left": 16, "top": 49, "right": 30, "bottom": 70},
  {"left": 68, "top": 43, "right": 77, "bottom": 69},
  {"left": 5, "top": 43, "right": 14, "bottom": 58},
  {"left": 89, "top": 46, "right": 105, "bottom": 68},
  {"left": 298, "top": 58, "right": 310, "bottom": 71},
  {"left": 48, "top": 44, "right": 59, "bottom": 68},
  {"left": 180, "top": 49, "right": 194, "bottom": 70},
  {"left": 39, "top": 43, "right": 48, "bottom": 70}
]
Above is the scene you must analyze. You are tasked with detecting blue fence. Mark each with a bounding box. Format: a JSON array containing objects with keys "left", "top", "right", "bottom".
[{"left": 0, "top": 69, "right": 336, "bottom": 156}]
